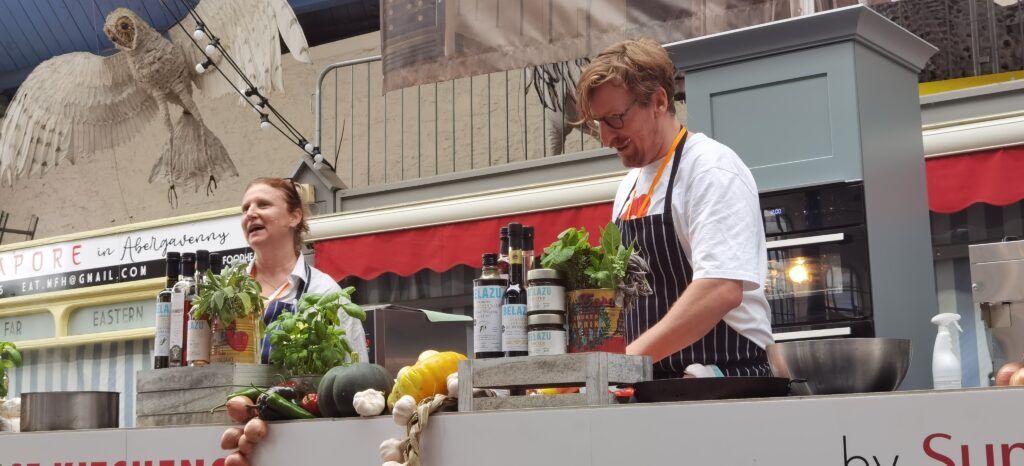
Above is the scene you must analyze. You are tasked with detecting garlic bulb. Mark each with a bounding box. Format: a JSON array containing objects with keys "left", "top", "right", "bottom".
[
  {"left": 392, "top": 395, "right": 417, "bottom": 426},
  {"left": 353, "top": 389, "right": 386, "bottom": 417},
  {"left": 379, "top": 438, "right": 403, "bottom": 462},
  {"left": 446, "top": 372, "right": 459, "bottom": 397}
]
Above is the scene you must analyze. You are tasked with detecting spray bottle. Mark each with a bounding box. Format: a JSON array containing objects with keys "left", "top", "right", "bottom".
[{"left": 931, "top": 313, "right": 963, "bottom": 390}]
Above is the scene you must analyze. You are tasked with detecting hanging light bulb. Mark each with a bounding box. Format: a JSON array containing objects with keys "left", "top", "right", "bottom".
[
  {"left": 313, "top": 152, "right": 324, "bottom": 164},
  {"left": 304, "top": 142, "right": 315, "bottom": 153},
  {"left": 313, "top": 161, "right": 324, "bottom": 170},
  {"left": 205, "top": 44, "right": 220, "bottom": 61},
  {"left": 195, "top": 59, "right": 213, "bottom": 74},
  {"left": 259, "top": 114, "right": 270, "bottom": 130},
  {"left": 193, "top": 25, "right": 207, "bottom": 41}
]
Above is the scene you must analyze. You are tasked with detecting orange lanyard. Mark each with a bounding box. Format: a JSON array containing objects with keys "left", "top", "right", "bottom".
[
  {"left": 251, "top": 263, "right": 291, "bottom": 301},
  {"left": 623, "top": 127, "right": 687, "bottom": 220}
]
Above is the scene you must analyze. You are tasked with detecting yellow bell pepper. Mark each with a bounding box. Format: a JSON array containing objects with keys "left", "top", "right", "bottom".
[{"left": 387, "top": 351, "right": 467, "bottom": 409}]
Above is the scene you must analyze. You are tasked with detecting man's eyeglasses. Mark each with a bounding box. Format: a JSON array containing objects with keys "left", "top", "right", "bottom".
[{"left": 593, "top": 99, "right": 637, "bottom": 130}]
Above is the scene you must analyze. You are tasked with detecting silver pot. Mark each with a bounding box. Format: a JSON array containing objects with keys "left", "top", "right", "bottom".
[{"left": 20, "top": 391, "right": 119, "bottom": 432}]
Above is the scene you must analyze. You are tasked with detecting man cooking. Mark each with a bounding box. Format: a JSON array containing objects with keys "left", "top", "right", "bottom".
[{"left": 576, "top": 39, "right": 773, "bottom": 378}]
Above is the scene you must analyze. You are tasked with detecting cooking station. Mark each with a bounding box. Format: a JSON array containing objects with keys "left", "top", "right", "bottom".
[{"left": 3, "top": 6, "right": 1017, "bottom": 466}]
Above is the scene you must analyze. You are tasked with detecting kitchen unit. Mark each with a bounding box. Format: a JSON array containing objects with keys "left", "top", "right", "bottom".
[{"left": 668, "top": 5, "right": 940, "bottom": 389}]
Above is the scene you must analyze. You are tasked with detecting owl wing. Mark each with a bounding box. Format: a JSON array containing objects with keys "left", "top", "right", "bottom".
[
  {"left": 170, "top": 0, "right": 312, "bottom": 101},
  {"left": 0, "top": 52, "right": 157, "bottom": 186}
]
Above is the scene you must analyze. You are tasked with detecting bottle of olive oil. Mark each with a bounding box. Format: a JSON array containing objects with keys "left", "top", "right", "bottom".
[
  {"left": 170, "top": 253, "right": 196, "bottom": 366},
  {"left": 153, "top": 252, "right": 180, "bottom": 369},
  {"left": 473, "top": 253, "right": 507, "bottom": 359},
  {"left": 502, "top": 223, "right": 528, "bottom": 357}
]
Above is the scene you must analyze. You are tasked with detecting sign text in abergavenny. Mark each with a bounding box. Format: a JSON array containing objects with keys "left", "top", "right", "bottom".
[{"left": 0, "top": 215, "right": 251, "bottom": 299}]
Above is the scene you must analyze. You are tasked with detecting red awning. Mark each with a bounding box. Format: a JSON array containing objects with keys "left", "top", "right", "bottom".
[
  {"left": 926, "top": 146, "right": 1024, "bottom": 214},
  {"left": 315, "top": 203, "right": 613, "bottom": 281}
]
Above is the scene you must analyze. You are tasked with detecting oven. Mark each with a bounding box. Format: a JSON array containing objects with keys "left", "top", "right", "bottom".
[{"left": 760, "top": 182, "right": 875, "bottom": 341}]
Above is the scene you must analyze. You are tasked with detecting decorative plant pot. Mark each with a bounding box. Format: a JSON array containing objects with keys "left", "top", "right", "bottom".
[
  {"left": 567, "top": 288, "right": 626, "bottom": 354},
  {"left": 210, "top": 314, "right": 260, "bottom": 364}
]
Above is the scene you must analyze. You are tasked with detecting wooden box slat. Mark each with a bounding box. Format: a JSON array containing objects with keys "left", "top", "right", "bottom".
[
  {"left": 136, "top": 364, "right": 284, "bottom": 427},
  {"left": 458, "top": 353, "right": 651, "bottom": 412}
]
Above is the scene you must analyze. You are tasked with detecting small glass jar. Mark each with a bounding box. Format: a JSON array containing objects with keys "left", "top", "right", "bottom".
[
  {"left": 527, "top": 269, "right": 566, "bottom": 315},
  {"left": 528, "top": 313, "right": 567, "bottom": 356}
]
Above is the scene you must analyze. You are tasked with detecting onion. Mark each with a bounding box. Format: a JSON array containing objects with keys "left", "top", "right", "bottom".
[
  {"left": 1010, "top": 367, "right": 1024, "bottom": 386},
  {"left": 243, "top": 417, "right": 268, "bottom": 443},
  {"left": 220, "top": 427, "right": 243, "bottom": 450},
  {"left": 996, "top": 361, "right": 1023, "bottom": 386},
  {"left": 237, "top": 434, "right": 254, "bottom": 455},
  {"left": 226, "top": 396, "right": 255, "bottom": 423},
  {"left": 224, "top": 452, "right": 250, "bottom": 466}
]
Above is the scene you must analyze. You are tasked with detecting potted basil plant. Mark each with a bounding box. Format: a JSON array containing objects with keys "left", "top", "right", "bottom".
[
  {"left": 191, "top": 263, "right": 264, "bottom": 364},
  {"left": 264, "top": 288, "right": 366, "bottom": 382},
  {"left": 541, "top": 222, "right": 649, "bottom": 354}
]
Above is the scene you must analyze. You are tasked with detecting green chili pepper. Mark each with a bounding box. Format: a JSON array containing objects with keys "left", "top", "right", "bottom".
[{"left": 263, "top": 390, "right": 315, "bottom": 419}]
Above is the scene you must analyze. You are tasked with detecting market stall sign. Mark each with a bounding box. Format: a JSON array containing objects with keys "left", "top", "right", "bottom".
[
  {"left": 0, "top": 311, "right": 54, "bottom": 342},
  {"left": 0, "top": 215, "right": 251, "bottom": 300},
  {"left": 67, "top": 299, "right": 154, "bottom": 336}
]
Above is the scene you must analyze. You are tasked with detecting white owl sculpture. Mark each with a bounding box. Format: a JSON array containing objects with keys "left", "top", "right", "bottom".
[{"left": 0, "top": 0, "right": 311, "bottom": 199}]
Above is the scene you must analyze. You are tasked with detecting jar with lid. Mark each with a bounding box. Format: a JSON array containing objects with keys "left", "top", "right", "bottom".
[
  {"left": 528, "top": 313, "right": 567, "bottom": 356},
  {"left": 526, "top": 269, "right": 566, "bottom": 315}
]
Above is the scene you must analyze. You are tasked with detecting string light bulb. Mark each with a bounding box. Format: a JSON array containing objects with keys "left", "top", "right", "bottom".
[
  {"left": 304, "top": 142, "right": 315, "bottom": 153},
  {"left": 195, "top": 59, "right": 213, "bottom": 74},
  {"left": 193, "top": 25, "right": 207, "bottom": 41},
  {"left": 313, "top": 161, "right": 324, "bottom": 170},
  {"left": 259, "top": 114, "right": 270, "bottom": 130},
  {"left": 313, "top": 152, "right": 324, "bottom": 164}
]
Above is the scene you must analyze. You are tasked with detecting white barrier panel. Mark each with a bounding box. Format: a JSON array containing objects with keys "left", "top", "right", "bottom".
[{"left": 1, "top": 388, "right": 1021, "bottom": 466}]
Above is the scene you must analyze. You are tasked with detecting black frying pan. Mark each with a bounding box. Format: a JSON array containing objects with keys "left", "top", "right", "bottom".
[{"left": 631, "top": 377, "right": 803, "bottom": 403}]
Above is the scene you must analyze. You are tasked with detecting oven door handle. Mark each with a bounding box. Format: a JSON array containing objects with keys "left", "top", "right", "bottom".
[{"left": 766, "top": 232, "right": 846, "bottom": 250}]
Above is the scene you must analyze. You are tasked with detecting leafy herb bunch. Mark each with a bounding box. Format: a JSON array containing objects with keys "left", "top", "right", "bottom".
[
  {"left": 0, "top": 341, "right": 22, "bottom": 398},
  {"left": 191, "top": 263, "right": 264, "bottom": 325},
  {"left": 541, "top": 222, "right": 635, "bottom": 290},
  {"left": 265, "top": 288, "right": 367, "bottom": 377}
]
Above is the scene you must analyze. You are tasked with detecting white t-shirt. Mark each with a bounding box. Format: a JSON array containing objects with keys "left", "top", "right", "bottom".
[
  {"left": 612, "top": 131, "right": 774, "bottom": 349},
  {"left": 251, "top": 257, "right": 370, "bottom": 362}
]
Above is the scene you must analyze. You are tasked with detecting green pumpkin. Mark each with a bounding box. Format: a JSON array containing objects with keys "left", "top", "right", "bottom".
[{"left": 317, "top": 363, "right": 393, "bottom": 417}]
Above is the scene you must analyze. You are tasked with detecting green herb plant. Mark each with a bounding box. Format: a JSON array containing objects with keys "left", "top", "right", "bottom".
[
  {"left": 587, "top": 222, "right": 635, "bottom": 289},
  {"left": 191, "top": 263, "right": 264, "bottom": 325},
  {"left": 541, "top": 222, "right": 635, "bottom": 290},
  {"left": 540, "top": 226, "right": 596, "bottom": 289},
  {"left": 0, "top": 341, "right": 23, "bottom": 398},
  {"left": 265, "top": 288, "right": 367, "bottom": 377}
]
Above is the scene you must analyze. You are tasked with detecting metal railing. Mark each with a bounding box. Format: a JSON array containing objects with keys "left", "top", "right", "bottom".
[{"left": 313, "top": 55, "right": 601, "bottom": 190}]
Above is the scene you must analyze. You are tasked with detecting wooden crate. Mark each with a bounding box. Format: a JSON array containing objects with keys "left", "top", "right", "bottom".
[
  {"left": 136, "top": 364, "right": 284, "bottom": 427},
  {"left": 457, "top": 353, "right": 652, "bottom": 412}
]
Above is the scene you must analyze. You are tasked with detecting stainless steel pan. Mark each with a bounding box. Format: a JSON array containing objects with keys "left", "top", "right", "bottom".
[{"left": 20, "top": 391, "right": 119, "bottom": 431}]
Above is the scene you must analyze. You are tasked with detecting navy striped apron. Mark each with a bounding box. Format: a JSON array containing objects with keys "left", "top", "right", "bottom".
[
  {"left": 260, "top": 263, "right": 312, "bottom": 364},
  {"left": 615, "top": 132, "right": 770, "bottom": 379}
]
